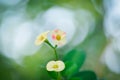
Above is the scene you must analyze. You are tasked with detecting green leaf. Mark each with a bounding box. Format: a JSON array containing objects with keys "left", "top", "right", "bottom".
[
  {"left": 73, "top": 71, "right": 97, "bottom": 80},
  {"left": 47, "top": 71, "right": 57, "bottom": 79},
  {"left": 62, "top": 49, "right": 86, "bottom": 78},
  {"left": 63, "top": 49, "right": 86, "bottom": 68},
  {"left": 61, "top": 61, "right": 78, "bottom": 78},
  {"left": 69, "top": 77, "right": 81, "bottom": 80}
]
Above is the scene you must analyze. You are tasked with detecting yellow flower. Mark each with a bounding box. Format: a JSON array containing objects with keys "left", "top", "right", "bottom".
[
  {"left": 51, "top": 29, "right": 66, "bottom": 45},
  {"left": 35, "top": 31, "right": 49, "bottom": 46},
  {"left": 46, "top": 60, "right": 65, "bottom": 72}
]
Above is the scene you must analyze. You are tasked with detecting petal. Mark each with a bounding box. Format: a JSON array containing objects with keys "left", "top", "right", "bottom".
[
  {"left": 51, "top": 29, "right": 66, "bottom": 46},
  {"left": 54, "top": 37, "right": 66, "bottom": 45},
  {"left": 46, "top": 61, "right": 56, "bottom": 71},
  {"left": 52, "top": 34, "right": 56, "bottom": 40},
  {"left": 55, "top": 61, "right": 65, "bottom": 72},
  {"left": 35, "top": 36, "right": 46, "bottom": 45},
  {"left": 35, "top": 31, "right": 49, "bottom": 46},
  {"left": 60, "top": 37, "right": 66, "bottom": 44},
  {"left": 35, "top": 39, "right": 44, "bottom": 45}
]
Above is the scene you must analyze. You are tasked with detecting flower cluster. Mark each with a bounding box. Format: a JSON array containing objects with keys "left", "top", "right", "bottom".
[
  {"left": 35, "top": 29, "right": 66, "bottom": 72},
  {"left": 34, "top": 29, "right": 97, "bottom": 80},
  {"left": 35, "top": 29, "right": 66, "bottom": 46}
]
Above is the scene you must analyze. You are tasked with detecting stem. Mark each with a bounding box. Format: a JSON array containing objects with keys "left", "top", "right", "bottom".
[
  {"left": 54, "top": 48, "right": 58, "bottom": 60},
  {"left": 45, "top": 40, "right": 62, "bottom": 80},
  {"left": 45, "top": 39, "right": 54, "bottom": 49},
  {"left": 57, "top": 72, "right": 62, "bottom": 80},
  {"left": 45, "top": 40, "right": 58, "bottom": 60}
]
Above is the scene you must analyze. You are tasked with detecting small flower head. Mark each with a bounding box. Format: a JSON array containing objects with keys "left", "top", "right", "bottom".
[
  {"left": 46, "top": 60, "right": 65, "bottom": 72},
  {"left": 51, "top": 29, "right": 66, "bottom": 46},
  {"left": 35, "top": 31, "right": 49, "bottom": 46}
]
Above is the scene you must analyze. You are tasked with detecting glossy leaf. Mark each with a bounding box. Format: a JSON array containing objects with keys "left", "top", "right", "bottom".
[
  {"left": 62, "top": 49, "right": 86, "bottom": 78},
  {"left": 69, "top": 77, "right": 81, "bottom": 80},
  {"left": 63, "top": 49, "right": 86, "bottom": 68},
  {"left": 61, "top": 61, "right": 78, "bottom": 78},
  {"left": 73, "top": 71, "right": 97, "bottom": 80}
]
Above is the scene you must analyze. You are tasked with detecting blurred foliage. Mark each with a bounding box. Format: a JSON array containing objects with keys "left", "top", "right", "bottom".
[
  {"left": 0, "top": 53, "right": 26, "bottom": 80},
  {"left": 14, "top": 44, "right": 56, "bottom": 80},
  {"left": 0, "top": 54, "right": 13, "bottom": 80},
  {"left": 0, "top": 44, "right": 56, "bottom": 80},
  {"left": 26, "top": 0, "right": 103, "bottom": 19},
  {"left": 70, "top": 71, "right": 97, "bottom": 80},
  {"left": 76, "top": 24, "right": 107, "bottom": 78},
  {"left": 0, "top": 0, "right": 120, "bottom": 80}
]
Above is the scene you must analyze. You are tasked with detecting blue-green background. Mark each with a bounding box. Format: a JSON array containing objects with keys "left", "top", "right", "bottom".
[{"left": 0, "top": 0, "right": 120, "bottom": 80}]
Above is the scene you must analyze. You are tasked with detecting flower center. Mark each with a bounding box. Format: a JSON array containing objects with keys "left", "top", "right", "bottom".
[
  {"left": 39, "top": 35, "right": 44, "bottom": 41},
  {"left": 53, "top": 64, "right": 59, "bottom": 69},
  {"left": 56, "top": 34, "right": 61, "bottom": 41}
]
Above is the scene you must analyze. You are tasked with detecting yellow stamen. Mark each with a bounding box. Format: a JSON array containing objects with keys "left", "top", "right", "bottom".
[
  {"left": 53, "top": 64, "right": 59, "bottom": 69},
  {"left": 39, "top": 35, "right": 44, "bottom": 41},
  {"left": 56, "top": 34, "right": 61, "bottom": 41}
]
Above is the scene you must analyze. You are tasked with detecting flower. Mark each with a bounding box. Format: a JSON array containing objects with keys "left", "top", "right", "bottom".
[
  {"left": 51, "top": 29, "right": 66, "bottom": 45},
  {"left": 35, "top": 31, "right": 49, "bottom": 46},
  {"left": 46, "top": 60, "right": 65, "bottom": 72}
]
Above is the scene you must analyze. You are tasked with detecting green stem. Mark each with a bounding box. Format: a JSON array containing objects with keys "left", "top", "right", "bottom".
[
  {"left": 57, "top": 72, "right": 62, "bottom": 80},
  {"left": 45, "top": 40, "right": 58, "bottom": 60},
  {"left": 54, "top": 47, "right": 58, "bottom": 60},
  {"left": 45, "top": 40, "right": 62, "bottom": 80},
  {"left": 45, "top": 40, "right": 54, "bottom": 49}
]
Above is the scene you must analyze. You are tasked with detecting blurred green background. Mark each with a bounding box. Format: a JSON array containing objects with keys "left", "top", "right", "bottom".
[{"left": 0, "top": 0, "right": 120, "bottom": 80}]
